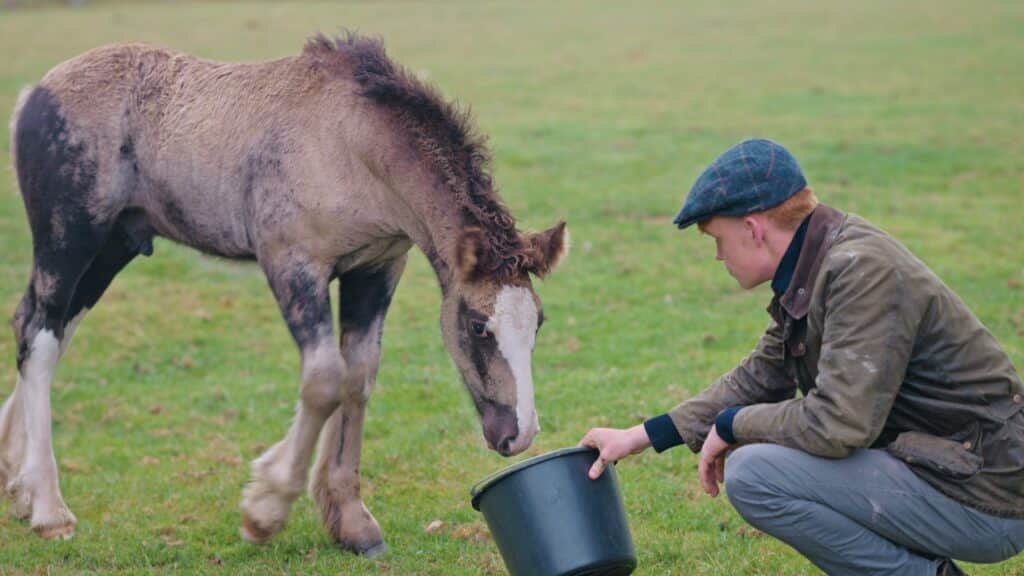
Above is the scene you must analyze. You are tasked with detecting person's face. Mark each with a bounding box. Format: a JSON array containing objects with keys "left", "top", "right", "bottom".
[{"left": 701, "top": 216, "right": 776, "bottom": 289}]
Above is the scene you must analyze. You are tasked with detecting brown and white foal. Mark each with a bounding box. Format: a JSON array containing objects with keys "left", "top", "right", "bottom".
[{"left": 1, "top": 33, "right": 568, "bottom": 555}]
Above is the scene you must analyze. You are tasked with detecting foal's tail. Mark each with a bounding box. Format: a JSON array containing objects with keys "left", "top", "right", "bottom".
[{"left": 8, "top": 85, "right": 35, "bottom": 191}]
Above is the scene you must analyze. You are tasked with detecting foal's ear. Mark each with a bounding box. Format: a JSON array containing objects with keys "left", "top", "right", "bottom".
[
  {"left": 522, "top": 221, "right": 570, "bottom": 278},
  {"left": 456, "top": 227, "right": 488, "bottom": 283}
]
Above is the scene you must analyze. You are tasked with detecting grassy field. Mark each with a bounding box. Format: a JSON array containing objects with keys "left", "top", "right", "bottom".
[{"left": 1, "top": 1, "right": 1022, "bottom": 574}]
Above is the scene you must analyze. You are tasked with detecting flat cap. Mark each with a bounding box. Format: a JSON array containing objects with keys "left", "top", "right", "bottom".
[{"left": 673, "top": 138, "right": 807, "bottom": 229}]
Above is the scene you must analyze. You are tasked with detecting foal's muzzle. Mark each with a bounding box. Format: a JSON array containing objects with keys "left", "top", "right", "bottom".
[{"left": 481, "top": 402, "right": 521, "bottom": 457}]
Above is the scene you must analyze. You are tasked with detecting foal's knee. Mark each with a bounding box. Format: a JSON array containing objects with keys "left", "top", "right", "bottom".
[
  {"left": 339, "top": 362, "right": 375, "bottom": 405},
  {"left": 300, "top": 347, "right": 344, "bottom": 414}
]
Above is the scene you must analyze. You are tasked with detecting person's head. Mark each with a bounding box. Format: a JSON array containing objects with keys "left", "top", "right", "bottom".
[
  {"left": 697, "top": 188, "right": 818, "bottom": 288},
  {"left": 674, "top": 139, "right": 815, "bottom": 289}
]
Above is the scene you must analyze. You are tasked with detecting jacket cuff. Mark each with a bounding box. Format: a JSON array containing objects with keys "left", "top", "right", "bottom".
[
  {"left": 643, "top": 414, "right": 685, "bottom": 453},
  {"left": 715, "top": 406, "right": 742, "bottom": 445}
]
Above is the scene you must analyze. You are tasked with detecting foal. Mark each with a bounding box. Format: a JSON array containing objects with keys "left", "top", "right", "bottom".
[{"left": 1, "top": 33, "right": 568, "bottom": 554}]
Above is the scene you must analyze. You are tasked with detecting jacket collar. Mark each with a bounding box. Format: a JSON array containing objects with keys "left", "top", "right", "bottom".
[
  {"left": 769, "top": 204, "right": 847, "bottom": 321},
  {"left": 771, "top": 213, "right": 812, "bottom": 295}
]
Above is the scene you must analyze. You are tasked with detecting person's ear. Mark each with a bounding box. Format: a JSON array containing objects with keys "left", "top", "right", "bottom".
[{"left": 743, "top": 215, "right": 766, "bottom": 246}]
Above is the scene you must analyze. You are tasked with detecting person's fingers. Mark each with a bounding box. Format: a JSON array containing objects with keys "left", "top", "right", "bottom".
[
  {"left": 578, "top": 430, "right": 594, "bottom": 448},
  {"left": 698, "top": 456, "right": 710, "bottom": 494},
  {"left": 588, "top": 456, "right": 607, "bottom": 480},
  {"left": 699, "top": 454, "right": 719, "bottom": 497},
  {"left": 715, "top": 455, "right": 725, "bottom": 484}
]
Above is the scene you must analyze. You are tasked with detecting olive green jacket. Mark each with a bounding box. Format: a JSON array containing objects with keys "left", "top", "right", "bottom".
[{"left": 668, "top": 204, "right": 1024, "bottom": 518}]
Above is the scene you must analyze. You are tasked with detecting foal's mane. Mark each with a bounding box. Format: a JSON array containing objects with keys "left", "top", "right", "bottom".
[{"left": 303, "top": 32, "right": 528, "bottom": 280}]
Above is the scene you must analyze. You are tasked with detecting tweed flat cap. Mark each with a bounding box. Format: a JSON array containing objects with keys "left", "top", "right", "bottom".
[{"left": 673, "top": 138, "right": 807, "bottom": 229}]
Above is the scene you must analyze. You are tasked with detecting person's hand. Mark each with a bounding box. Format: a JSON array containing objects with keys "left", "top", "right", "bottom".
[
  {"left": 578, "top": 425, "right": 651, "bottom": 480},
  {"left": 698, "top": 425, "right": 731, "bottom": 497}
]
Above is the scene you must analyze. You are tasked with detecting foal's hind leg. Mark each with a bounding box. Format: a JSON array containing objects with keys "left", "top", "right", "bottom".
[
  {"left": 240, "top": 255, "right": 342, "bottom": 543},
  {"left": 1, "top": 285, "right": 67, "bottom": 536},
  {"left": 1, "top": 235, "right": 137, "bottom": 539},
  {"left": 2, "top": 264, "right": 95, "bottom": 537},
  {"left": 311, "top": 257, "right": 406, "bottom": 556},
  {"left": 3, "top": 85, "right": 139, "bottom": 539}
]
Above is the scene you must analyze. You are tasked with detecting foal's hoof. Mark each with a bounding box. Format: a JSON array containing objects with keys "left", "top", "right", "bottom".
[
  {"left": 341, "top": 539, "right": 388, "bottom": 558},
  {"left": 239, "top": 478, "right": 295, "bottom": 544},
  {"left": 240, "top": 514, "right": 276, "bottom": 545},
  {"left": 35, "top": 520, "right": 75, "bottom": 541},
  {"left": 32, "top": 507, "right": 77, "bottom": 540},
  {"left": 359, "top": 541, "right": 388, "bottom": 558}
]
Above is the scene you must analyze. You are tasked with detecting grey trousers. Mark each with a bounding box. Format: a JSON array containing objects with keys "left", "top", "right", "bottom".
[{"left": 724, "top": 444, "right": 1024, "bottom": 576}]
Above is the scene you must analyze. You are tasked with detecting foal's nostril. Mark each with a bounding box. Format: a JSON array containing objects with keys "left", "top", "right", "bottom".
[
  {"left": 497, "top": 437, "right": 514, "bottom": 456},
  {"left": 481, "top": 401, "right": 519, "bottom": 455}
]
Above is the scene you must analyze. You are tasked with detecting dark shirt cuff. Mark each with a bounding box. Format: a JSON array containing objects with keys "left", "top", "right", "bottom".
[
  {"left": 715, "top": 406, "right": 743, "bottom": 445},
  {"left": 643, "top": 414, "right": 684, "bottom": 453}
]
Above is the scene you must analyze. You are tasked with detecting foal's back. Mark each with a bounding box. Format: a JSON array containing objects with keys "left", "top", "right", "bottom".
[{"left": 26, "top": 43, "right": 391, "bottom": 261}]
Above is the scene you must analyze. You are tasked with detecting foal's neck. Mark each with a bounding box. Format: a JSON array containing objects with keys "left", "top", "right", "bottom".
[{"left": 387, "top": 178, "right": 463, "bottom": 295}]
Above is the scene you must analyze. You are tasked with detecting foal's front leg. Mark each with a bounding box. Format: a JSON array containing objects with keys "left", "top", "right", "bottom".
[
  {"left": 240, "top": 260, "right": 342, "bottom": 543},
  {"left": 311, "top": 258, "right": 406, "bottom": 556}
]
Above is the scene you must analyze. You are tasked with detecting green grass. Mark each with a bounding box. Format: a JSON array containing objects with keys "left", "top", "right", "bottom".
[{"left": 1, "top": 1, "right": 1023, "bottom": 574}]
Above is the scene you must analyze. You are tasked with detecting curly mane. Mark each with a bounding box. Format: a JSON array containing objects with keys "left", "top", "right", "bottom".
[{"left": 303, "top": 32, "right": 529, "bottom": 280}]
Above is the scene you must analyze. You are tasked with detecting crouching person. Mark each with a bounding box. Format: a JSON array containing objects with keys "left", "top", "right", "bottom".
[{"left": 580, "top": 139, "right": 1024, "bottom": 575}]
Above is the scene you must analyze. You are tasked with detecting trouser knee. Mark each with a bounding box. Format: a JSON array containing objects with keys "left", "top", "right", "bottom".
[{"left": 724, "top": 444, "right": 785, "bottom": 517}]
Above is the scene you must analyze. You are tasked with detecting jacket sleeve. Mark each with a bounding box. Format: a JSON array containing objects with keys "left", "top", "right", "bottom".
[
  {"left": 731, "top": 248, "right": 921, "bottom": 458},
  {"left": 666, "top": 319, "right": 797, "bottom": 452}
]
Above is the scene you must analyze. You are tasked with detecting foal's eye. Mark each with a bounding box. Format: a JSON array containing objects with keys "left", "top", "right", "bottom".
[{"left": 471, "top": 321, "right": 489, "bottom": 338}]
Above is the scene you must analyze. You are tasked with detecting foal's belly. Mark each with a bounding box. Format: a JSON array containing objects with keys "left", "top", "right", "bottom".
[{"left": 136, "top": 180, "right": 257, "bottom": 260}]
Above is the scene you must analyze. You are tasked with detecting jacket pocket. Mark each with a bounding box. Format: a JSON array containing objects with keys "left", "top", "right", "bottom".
[{"left": 885, "top": 431, "right": 983, "bottom": 479}]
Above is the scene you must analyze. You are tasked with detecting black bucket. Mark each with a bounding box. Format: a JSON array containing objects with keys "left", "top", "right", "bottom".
[{"left": 470, "top": 447, "right": 637, "bottom": 576}]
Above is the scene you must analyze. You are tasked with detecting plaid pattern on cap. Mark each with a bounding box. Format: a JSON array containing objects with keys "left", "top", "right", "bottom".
[{"left": 673, "top": 139, "right": 807, "bottom": 229}]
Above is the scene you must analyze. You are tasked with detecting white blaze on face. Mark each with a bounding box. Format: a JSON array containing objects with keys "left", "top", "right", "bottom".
[{"left": 489, "top": 286, "right": 539, "bottom": 449}]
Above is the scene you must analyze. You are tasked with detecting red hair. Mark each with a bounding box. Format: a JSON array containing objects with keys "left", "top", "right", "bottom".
[{"left": 697, "top": 188, "right": 818, "bottom": 232}]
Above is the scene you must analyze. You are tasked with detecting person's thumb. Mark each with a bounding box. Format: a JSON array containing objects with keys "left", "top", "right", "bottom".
[{"left": 588, "top": 456, "right": 606, "bottom": 480}]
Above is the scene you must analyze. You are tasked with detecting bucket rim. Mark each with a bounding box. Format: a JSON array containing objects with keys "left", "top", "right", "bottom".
[{"left": 470, "top": 446, "right": 597, "bottom": 510}]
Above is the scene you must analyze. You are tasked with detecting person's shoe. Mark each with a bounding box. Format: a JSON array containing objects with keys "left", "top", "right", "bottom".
[{"left": 936, "top": 558, "right": 966, "bottom": 576}]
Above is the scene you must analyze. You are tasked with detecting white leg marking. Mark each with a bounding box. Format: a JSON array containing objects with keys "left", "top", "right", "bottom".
[
  {"left": 491, "top": 286, "right": 539, "bottom": 453},
  {"left": 0, "top": 386, "right": 27, "bottom": 516},
  {"left": 19, "top": 329, "right": 76, "bottom": 538},
  {"left": 241, "top": 340, "right": 342, "bottom": 543},
  {"left": 59, "top": 308, "right": 88, "bottom": 358}
]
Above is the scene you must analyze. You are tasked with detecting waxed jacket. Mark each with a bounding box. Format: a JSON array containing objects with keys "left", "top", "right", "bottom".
[{"left": 668, "top": 204, "right": 1024, "bottom": 518}]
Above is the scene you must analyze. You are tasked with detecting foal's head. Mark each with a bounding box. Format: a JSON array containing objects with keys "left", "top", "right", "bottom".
[{"left": 441, "top": 221, "right": 569, "bottom": 456}]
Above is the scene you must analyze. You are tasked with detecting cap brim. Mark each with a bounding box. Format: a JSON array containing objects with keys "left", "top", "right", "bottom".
[{"left": 672, "top": 208, "right": 701, "bottom": 229}]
